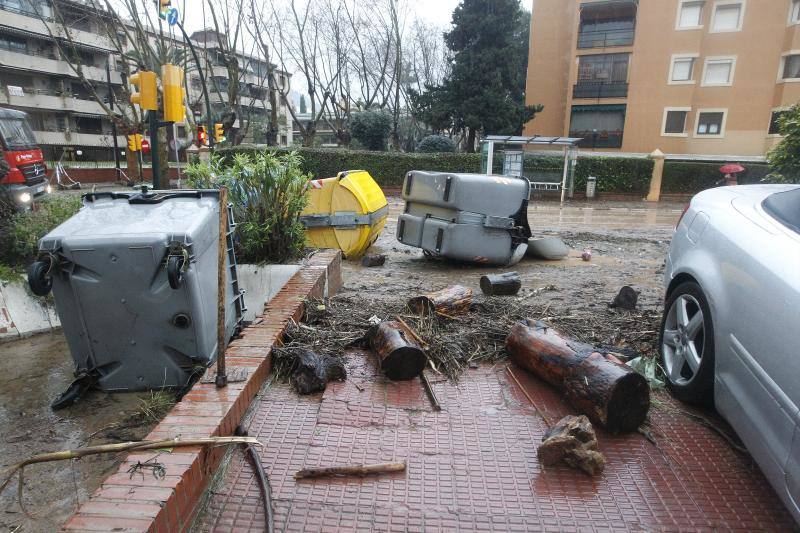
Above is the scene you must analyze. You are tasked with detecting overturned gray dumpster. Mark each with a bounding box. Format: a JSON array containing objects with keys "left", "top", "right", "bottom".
[
  {"left": 397, "top": 171, "right": 532, "bottom": 266},
  {"left": 28, "top": 189, "right": 245, "bottom": 407}
]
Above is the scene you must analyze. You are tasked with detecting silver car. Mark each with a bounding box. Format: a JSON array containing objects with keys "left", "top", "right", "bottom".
[{"left": 661, "top": 184, "right": 800, "bottom": 524}]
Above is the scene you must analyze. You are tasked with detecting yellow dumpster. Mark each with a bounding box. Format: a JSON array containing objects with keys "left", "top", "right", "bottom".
[{"left": 300, "top": 170, "right": 388, "bottom": 258}]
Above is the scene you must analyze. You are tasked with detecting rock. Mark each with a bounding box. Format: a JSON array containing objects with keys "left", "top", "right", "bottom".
[
  {"left": 526, "top": 237, "right": 570, "bottom": 260},
  {"left": 290, "top": 350, "right": 347, "bottom": 395},
  {"left": 361, "top": 254, "right": 387, "bottom": 267},
  {"left": 581, "top": 248, "right": 593, "bottom": 262},
  {"left": 537, "top": 415, "right": 606, "bottom": 476},
  {"left": 610, "top": 286, "right": 640, "bottom": 310}
]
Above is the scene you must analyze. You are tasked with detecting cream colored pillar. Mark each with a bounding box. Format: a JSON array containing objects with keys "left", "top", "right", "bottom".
[{"left": 646, "top": 149, "right": 666, "bottom": 202}]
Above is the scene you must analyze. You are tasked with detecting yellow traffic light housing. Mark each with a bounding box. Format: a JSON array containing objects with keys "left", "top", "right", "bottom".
[
  {"left": 161, "top": 63, "right": 185, "bottom": 123},
  {"left": 214, "top": 123, "right": 225, "bottom": 143},
  {"left": 129, "top": 71, "right": 157, "bottom": 111},
  {"left": 159, "top": 0, "right": 170, "bottom": 8},
  {"left": 127, "top": 133, "right": 143, "bottom": 152}
]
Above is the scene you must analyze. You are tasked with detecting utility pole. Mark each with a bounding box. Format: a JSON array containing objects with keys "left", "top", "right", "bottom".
[{"left": 106, "top": 61, "right": 121, "bottom": 182}]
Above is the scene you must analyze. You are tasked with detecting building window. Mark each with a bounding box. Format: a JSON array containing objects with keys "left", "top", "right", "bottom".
[
  {"left": 711, "top": 2, "right": 744, "bottom": 32},
  {"left": 695, "top": 110, "right": 726, "bottom": 136},
  {"left": 574, "top": 53, "right": 629, "bottom": 97},
  {"left": 577, "top": 1, "right": 637, "bottom": 48},
  {"left": 781, "top": 53, "right": 800, "bottom": 80},
  {"left": 569, "top": 104, "right": 626, "bottom": 149},
  {"left": 791, "top": 0, "right": 800, "bottom": 24},
  {"left": 0, "top": 34, "right": 27, "bottom": 53},
  {"left": 677, "top": 1, "right": 705, "bottom": 29},
  {"left": 702, "top": 57, "right": 736, "bottom": 86},
  {"left": 663, "top": 108, "right": 691, "bottom": 136},
  {"left": 670, "top": 55, "right": 697, "bottom": 83},
  {"left": 769, "top": 110, "right": 789, "bottom": 135}
]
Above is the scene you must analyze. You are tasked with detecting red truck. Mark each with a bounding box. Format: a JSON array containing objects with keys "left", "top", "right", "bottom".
[{"left": 0, "top": 108, "right": 49, "bottom": 207}]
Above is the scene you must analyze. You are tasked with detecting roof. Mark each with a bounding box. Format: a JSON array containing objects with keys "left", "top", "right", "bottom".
[{"left": 482, "top": 135, "right": 583, "bottom": 147}]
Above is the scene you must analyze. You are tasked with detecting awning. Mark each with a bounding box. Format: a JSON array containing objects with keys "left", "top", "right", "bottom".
[
  {"left": 571, "top": 104, "right": 627, "bottom": 113},
  {"left": 580, "top": 0, "right": 637, "bottom": 20},
  {"left": 482, "top": 135, "right": 583, "bottom": 147}
]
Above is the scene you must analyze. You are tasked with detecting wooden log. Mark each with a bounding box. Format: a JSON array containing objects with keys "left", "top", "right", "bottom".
[
  {"left": 480, "top": 272, "right": 522, "bottom": 296},
  {"left": 290, "top": 349, "right": 346, "bottom": 395},
  {"left": 367, "top": 321, "right": 427, "bottom": 380},
  {"left": 294, "top": 462, "right": 406, "bottom": 480},
  {"left": 506, "top": 320, "right": 649, "bottom": 434},
  {"left": 407, "top": 285, "right": 472, "bottom": 316}
]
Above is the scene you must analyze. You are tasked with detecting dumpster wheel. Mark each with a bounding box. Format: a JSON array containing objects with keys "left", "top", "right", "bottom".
[
  {"left": 167, "top": 255, "right": 186, "bottom": 290},
  {"left": 27, "top": 258, "right": 53, "bottom": 297}
]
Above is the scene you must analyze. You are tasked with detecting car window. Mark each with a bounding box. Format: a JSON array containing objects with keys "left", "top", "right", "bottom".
[{"left": 763, "top": 188, "right": 800, "bottom": 234}]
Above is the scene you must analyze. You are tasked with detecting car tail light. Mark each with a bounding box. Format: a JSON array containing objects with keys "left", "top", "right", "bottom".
[{"left": 676, "top": 203, "right": 691, "bottom": 229}]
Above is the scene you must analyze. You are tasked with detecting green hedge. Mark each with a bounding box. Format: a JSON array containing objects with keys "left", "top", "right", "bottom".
[
  {"left": 662, "top": 161, "right": 772, "bottom": 193},
  {"left": 221, "top": 145, "right": 770, "bottom": 195}
]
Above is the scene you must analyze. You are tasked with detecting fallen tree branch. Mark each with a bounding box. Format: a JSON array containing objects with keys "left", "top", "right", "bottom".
[
  {"left": 420, "top": 371, "right": 441, "bottom": 412},
  {"left": 507, "top": 367, "right": 553, "bottom": 428},
  {"left": 294, "top": 461, "right": 407, "bottom": 480},
  {"left": 0, "top": 437, "right": 260, "bottom": 511}
]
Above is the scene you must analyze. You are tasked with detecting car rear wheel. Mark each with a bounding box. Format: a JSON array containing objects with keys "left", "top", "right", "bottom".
[{"left": 660, "top": 281, "right": 715, "bottom": 405}]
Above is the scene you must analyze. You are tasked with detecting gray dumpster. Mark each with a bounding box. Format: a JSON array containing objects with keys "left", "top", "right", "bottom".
[
  {"left": 397, "top": 171, "right": 532, "bottom": 266},
  {"left": 31, "top": 189, "right": 245, "bottom": 402}
]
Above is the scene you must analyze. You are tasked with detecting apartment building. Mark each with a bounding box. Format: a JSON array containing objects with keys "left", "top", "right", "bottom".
[
  {"left": 0, "top": 0, "right": 292, "bottom": 162},
  {"left": 524, "top": 0, "right": 800, "bottom": 158}
]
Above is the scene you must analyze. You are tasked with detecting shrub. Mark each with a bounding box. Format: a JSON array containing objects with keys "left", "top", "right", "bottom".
[
  {"left": 185, "top": 150, "right": 310, "bottom": 264},
  {"left": 662, "top": 161, "right": 773, "bottom": 193},
  {"left": 767, "top": 103, "right": 800, "bottom": 182},
  {"left": 417, "top": 135, "right": 456, "bottom": 153},
  {"left": 350, "top": 110, "right": 393, "bottom": 151},
  {"left": 2, "top": 195, "right": 82, "bottom": 266}
]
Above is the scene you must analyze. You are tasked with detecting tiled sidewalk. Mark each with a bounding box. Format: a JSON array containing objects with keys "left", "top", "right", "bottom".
[{"left": 196, "top": 350, "right": 795, "bottom": 532}]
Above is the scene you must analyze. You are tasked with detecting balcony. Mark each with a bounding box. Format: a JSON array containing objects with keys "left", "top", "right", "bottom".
[
  {"left": 33, "top": 130, "right": 125, "bottom": 147},
  {"left": 577, "top": 28, "right": 635, "bottom": 49},
  {"left": 0, "top": 89, "right": 108, "bottom": 115},
  {"left": 570, "top": 130, "right": 624, "bottom": 149},
  {"left": 573, "top": 81, "right": 628, "bottom": 99},
  {"left": 0, "top": 8, "right": 115, "bottom": 52},
  {"left": 0, "top": 49, "right": 121, "bottom": 84}
]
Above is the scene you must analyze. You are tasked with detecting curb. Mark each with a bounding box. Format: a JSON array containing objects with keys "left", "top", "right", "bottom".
[
  {"left": 0, "top": 281, "right": 60, "bottom": 342},
  {"left": 61, "top": 250, "right": 342, "bottom": 533}
]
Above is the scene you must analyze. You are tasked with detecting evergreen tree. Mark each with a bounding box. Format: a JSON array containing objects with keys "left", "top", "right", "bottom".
[
  {"left": 767, "top": 104, "right": 800, "bottom": 182},
  {"left": 299, "top": 95, "right": 307, "bottom": 114},
  {"left": 410, "top": 0, "right": 541, "bottom": 152}
]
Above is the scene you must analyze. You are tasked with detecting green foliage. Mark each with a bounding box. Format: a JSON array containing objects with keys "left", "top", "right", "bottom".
[
  {"left": 767, "top": 104, "right": 800, "bottom": 183},
  {"left": 185, "top": 150, "right": 310, "bottom": 264},
  {"left": 417, "top": 135, "right": 456, "bottom": 153},
  {"left": 411, "top": 0, "right": 541, "bottom": 142},
  {"left": 574, "top": 158, "right": 654, "bottom": 194},
  {"left": 0, "top": 195, "right": 82, "bottom": 267},
  {"left": 0, "top": 263, "right": 22, "bottom": 285},
  {"left": 350, "top": 110, "right": 393, "bottom": 151},
  {"left": 662, "top": 161, "right": 773, "bottom": 193}
]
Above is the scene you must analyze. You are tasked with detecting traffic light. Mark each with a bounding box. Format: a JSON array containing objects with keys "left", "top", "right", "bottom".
[
  {"left": 214, "top": 123, "right": 225, "bottom": 143},
  {"left": 197, "top": 126, "right": 208, "bottom": 146},
  {"left": 127, "top": 133, "right": 143, "bottom": 152},
  {"left": 161, "top": 63, "right": 185, "bottom": 123},
  {"left": 129, "top": 71, "right": 157, "bottom": 111}
]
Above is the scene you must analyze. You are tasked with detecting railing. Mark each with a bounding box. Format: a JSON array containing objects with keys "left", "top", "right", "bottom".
[
  {"left": 573, "top": 81, "right": 628, "bottom": 99},
  {"left": 577, "top": 28, "right": 635, "bottom": 49},
  {"left": 571, "top": 131, "right": 624, "bottom": 149}
]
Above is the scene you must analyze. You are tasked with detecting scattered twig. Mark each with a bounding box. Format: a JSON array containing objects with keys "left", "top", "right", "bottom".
[
  {"left": 127, "top": 455, "right": 166, "bottom": 481},
  {"left": 294, "top": 461, "right": 407, "bottom": 480},
  {"left": 420, "top": 371, "right": 442, "bottom": 412},
  {"left": 395, "top": 315, "right": 429, "bottom": 349},
  {"left": 507, "top": 367, "right": 553, "bottom": 428}
]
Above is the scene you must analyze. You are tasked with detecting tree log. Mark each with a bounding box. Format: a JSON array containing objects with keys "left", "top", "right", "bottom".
[
  {"left": 294, "top": 462, "right": 406, "bottom": 480},
  {"left": 290, "top": 350, "right": 346, "bottom": 395},
  {"left": 506, "top": 320, "right": 649, "bottom": 434},
  {"left": 367, "top": 321, "right": 427, "bottom": 380},
  {"left": 407, "top": 285, "right": 472, "bottom": 316},
  {"left": 480, "top": 272, "right": 522, "bottom": 296}
]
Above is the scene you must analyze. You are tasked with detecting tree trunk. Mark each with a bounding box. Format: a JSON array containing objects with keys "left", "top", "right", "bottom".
[
  {"left": 506, "top": 320, "right": 649, "bottom": 434},
  {"left": 480, "top": 272, "right": 522, "bottom": 296},
  {"left": 407, "top": 285, "right": 472, "bottom": 316},
  {"left": 367, "top": 321, "right": 427, "bottom": 380},
  {"left": 466, "top": 128, "right": 477, "bottom": 153}
]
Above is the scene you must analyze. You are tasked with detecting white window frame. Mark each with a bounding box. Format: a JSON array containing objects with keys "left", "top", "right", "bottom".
[
  {"left": 669, "top": 53, "right": 700, "bottom": 85},
  {"left": 710, "top": 0, "right": 745, "bottom": 33},
  {"left": 768, "top": 107, "right": 790, "bottom": 137},
  {"left": 662, "top": 107, "right": 692, "bottom": 137},
  {"left": 676, "top": 0, "right": 706, "bottom": 30},
  {"left": 778, "top": 50, "right": 800, "bottom": 82},
  {"left": 701, "top": 56, "right": 737, "bottom": 87},
  {"left": 694, "top": 108, "right": 728, "bottom": 138},
  {"left": 790, "top": 0, "right": 800, "bottom": 25}
]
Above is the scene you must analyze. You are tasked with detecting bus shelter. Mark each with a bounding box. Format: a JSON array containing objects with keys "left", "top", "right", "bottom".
[{"left": 481, "top": 135, "right": 583, "bottom": 205}]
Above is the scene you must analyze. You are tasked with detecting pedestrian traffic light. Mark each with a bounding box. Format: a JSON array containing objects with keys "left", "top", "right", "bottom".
[
  {"left": 129, "top": 70, "right": 157, "bottom": 111},
  {"left": 214, "top": 123, "right": 225, "bottom": 143},
  {"left": 161, "top": 63, "right": 185, "bottom": 123},
  {"left": 197, "top": 125, "right": 208, "bottom": 146},
  {"left": 127, "top": 133, "right": 143, "bottom": 152}
]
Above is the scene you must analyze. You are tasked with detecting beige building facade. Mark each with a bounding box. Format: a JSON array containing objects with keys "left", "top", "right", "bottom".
[{"left": 524, "top": 0, "right": 800, "bottom": 157}]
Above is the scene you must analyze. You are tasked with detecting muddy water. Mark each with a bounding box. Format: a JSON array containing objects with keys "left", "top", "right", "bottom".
[
  {"left": 342, "top": 199, "right": 684, "bottom": 311},
  {"left": 0, "top": 333, "right": 154, "bottom": 532}
]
